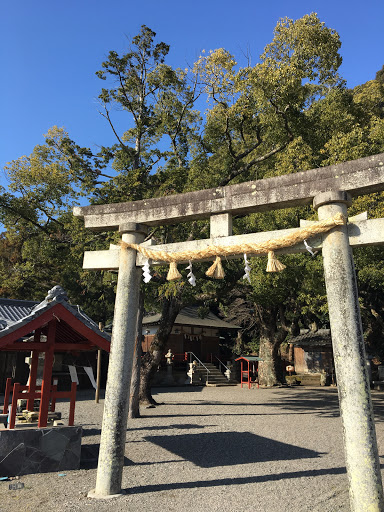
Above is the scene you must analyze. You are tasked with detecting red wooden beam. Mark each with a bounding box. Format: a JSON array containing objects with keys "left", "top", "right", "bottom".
[
  {"left": 6, "top": 381, "right": 77, "bottom": 429},
  {"left": 7, "top": 384, "right": 44, "bottom": 430},
  {"left": 3, "top": 342, "right": 96, "bottom": 352},
  {"left": 68, "top": 382, "right": 77, "bottom": 426},
  {"left": 9, "top": 383, "right": 20, "bottom": 429},
  {"left": 3, "top": 343, "right": 49, "bottom": 351},
  {"left": 9, "top": 389, "right": 41, "bottom": 399},
  {"left": 27, "top": 348, "right": 39, "bottom": 411},
  {"left": 0, "top": 308, "right": 56, "bottom": 349},
  {"left": 53, "top": 303, "right": 110, "bottom": 352},
  {"left": 53, "top": 343, "right": 97, "bottom": 352}
]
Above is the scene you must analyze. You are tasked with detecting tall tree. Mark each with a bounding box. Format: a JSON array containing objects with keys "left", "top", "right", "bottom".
[
  {"left": 0, "top": 127, "right": 117, "bottom": 321},
  {"left": 184, "top": 14, "right": 344, "bottom": 385},
  {"left": 95, "top": 25, "right": 201, "bottom": 203},
  {"left": 93, "top": 26, "right": 203, "bottom": 406}
]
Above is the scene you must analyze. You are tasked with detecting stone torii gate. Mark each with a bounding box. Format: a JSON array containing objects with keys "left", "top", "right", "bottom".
[{"left": 75, "top": 153, "right": 384, "bottom": 511}]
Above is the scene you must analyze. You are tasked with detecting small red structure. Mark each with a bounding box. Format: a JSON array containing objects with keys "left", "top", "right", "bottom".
[
  {"left": 0, "top": 287, "right": 110, "bottom": 428},
  {"left": 235, "top": 356, "right": 262, "bottom": 389}
]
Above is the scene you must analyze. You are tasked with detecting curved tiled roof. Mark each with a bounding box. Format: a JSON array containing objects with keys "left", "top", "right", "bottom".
[
  {"left": 143, "top": 306, "right": 240, "bottom": 329},
  {"left": 289, "top": 329, "right": 331, "bottom": 346},
  {"left": 0, "top": 298, "right": 38, "bottom": 329},
  {"left": 0, "top": 287, "right": 110, "bottom": 345}
]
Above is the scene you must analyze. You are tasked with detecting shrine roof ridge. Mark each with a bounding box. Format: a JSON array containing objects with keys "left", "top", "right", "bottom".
[
  {"left": 0, "top": 293, "right": 111, "bottom": 344},
  {"left": 143, "top": 306, "right": 240, "bottom": 329},
  {"left": 73, "top": 153, "right": 384, "bottom": 229}
]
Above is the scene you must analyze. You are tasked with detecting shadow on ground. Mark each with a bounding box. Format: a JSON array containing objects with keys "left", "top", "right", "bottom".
[
  {"left": 82, "top": 423, "right": 216, "bottom": 438},
  {"left": 149, "top": 387, "right": 384, "bottom": 422},
  {"left": 144, "top": 431, "right": 323, "bottom": 468},
  {"left": 123, "top": 465, "right": 351, "bottom": 495}
]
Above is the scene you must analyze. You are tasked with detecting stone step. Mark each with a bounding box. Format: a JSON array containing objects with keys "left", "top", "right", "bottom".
[
  {"left": 206, "top": 382, "right": 238, "bottom": 387},
  {"left": 206, "top": 374, "right": 234, "bottom": 384},
  {"left": 195, "top": 368, "right": 226, "bottom": 378},
  {"left": 193, "top": 363, "right": 237, "bottom": 386},
  {"left": 207, "top": 380, "right": 235, "bottom": 385}
]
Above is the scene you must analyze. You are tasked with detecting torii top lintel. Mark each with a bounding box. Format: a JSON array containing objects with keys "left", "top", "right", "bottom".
[{"left": 73, "top": 153, "right": 384, "bottom": 230}]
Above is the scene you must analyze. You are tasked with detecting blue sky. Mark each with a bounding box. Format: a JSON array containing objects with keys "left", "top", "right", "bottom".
[{"left": 1, "top": 0, "right": 383, "bottom": 181}]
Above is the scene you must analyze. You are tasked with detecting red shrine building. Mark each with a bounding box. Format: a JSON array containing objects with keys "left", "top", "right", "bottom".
[{"left": 0, "top": 286, "right": 110, "bottom": 428}]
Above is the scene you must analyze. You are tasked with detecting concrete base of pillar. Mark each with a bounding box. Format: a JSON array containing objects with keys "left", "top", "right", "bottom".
[{"left": 87, "top": 489, "right": 127, "bottom": 499}]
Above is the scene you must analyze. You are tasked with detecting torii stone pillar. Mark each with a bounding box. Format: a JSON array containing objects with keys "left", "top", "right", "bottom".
[
  {"left": 89, "top": 223, "right": 147, "bottom": 498},
  {"left": 314, "top": 191, "right": 384, "bottom": 512}
]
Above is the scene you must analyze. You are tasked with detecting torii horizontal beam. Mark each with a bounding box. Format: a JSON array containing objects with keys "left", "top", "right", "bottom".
[
  {"left": 82, "top": 217, "right": 384, "bottom": 270},
  {"left": 74, "top": 153, "right": 384, "bottom": 229}
]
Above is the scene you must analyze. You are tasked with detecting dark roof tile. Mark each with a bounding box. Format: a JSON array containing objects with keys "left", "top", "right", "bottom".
[
  {"left": 289, "top": 329, "right": 331, "bottom": 346},
  {"left": 143, "top": 306, "right": 240, "bottom": 329}
]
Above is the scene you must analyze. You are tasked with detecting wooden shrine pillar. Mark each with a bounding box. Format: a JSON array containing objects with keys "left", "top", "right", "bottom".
[
  {"left": 38, "top": 319, "right": 56, "bottom": 428},
  {"left": 26, "top": 329, "right": 41, "bottom": 411}
]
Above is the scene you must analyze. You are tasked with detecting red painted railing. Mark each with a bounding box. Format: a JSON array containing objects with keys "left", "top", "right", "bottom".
[{"left": 3, "top": 379, "right": 77, "bottom": 429}]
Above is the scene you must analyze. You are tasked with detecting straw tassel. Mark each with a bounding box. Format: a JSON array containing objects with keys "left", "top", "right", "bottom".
[
  {"left": 167, "top": 261, "right": 182, "bottom": 281},
  {"left": 266, "top": 251, "right": 286, "bottom": 272},
  {"left": 206, "top": 256, "right": 225, "bottom": 279}
]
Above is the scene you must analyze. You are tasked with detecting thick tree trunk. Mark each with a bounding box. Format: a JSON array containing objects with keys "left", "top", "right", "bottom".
[
  {"left": 139, "top": 296, "right": 183, "bottom": 406},
  {"left": 258, "top": 336, "right": 284, "bottom": 386},
  {"left": 256, "top": 306, "right": 288, "bottom": 387},
  {"left": 128, "top": 292, "right": 144, "bottom": 419}
]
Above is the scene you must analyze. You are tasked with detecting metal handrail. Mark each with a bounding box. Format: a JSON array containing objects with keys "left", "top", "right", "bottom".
[
  {"left": 215, "top": 356, "right": 232, "bottom": 380},
  {"left": 214, "top": 356, "right": 230, "bottom": 373},
  {"left": 186, "top": 352, "right": 210, "bottom": 382}
]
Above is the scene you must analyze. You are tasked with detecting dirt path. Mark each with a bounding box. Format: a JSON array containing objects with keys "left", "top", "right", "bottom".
[{"left": 1, "top": 385, "right": 384, "bottom": 512}]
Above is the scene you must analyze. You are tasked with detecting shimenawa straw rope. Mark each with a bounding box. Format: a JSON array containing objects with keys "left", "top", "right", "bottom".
[{"left": 120, "top": 212, "right": 346, "bottom": 280}]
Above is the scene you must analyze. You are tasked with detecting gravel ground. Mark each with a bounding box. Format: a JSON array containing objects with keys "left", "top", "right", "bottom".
[{"left": 1, "top": 384, "right": 384, "bottom": 512}]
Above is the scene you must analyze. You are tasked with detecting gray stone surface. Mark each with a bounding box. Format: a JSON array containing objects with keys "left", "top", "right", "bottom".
[
  {"left": 74, "top": 153, "right": 384, "bottom": 228},
  {"left": 0, "top": 426, "right": 82, "bottom": 476},
  {"left": 316, "top": 198, "right": 384, "bottom": 510},
  {"left": 94, "top": 228, "right": 145, "bottom": 496}
]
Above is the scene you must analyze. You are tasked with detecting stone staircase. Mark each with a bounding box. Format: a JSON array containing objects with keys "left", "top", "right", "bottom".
[{"left": 195, "top": 362, "right": 237, "bottom": 386}]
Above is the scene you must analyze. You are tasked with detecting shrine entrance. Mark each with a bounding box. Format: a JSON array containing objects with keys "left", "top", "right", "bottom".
[{"left": 75, "top": 153, "right": 384, "bottom": 511}]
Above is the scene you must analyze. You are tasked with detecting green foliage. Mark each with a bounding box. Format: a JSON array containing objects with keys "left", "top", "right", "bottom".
[
  {"left": 187, "top": 13, "right": 345, "bottom": 192},
  {"left": 94, "top": 25, "right": 201, "bottom": 203},
  {"left": 375, "top": 65, "right": 384, "bottom": 85},
  {"left": 256, "top": 13, "right": 343, "bottom": 108}
]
